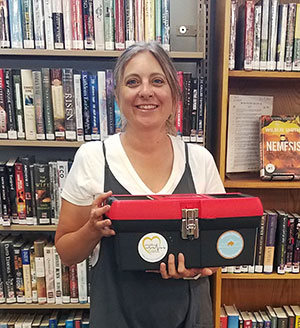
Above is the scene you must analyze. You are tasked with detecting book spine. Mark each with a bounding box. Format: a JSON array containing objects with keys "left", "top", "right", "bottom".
[
  {"left": 73, "top": 74, "right": 84, "bottom": 142},
  {"left": 155, "top": 0, "right": 161, "bottom": 43},
  {"left": 22, "top": 0, "right": 35, "bottom": 48},
  {"left": 29, "top": 164, "right": 37, "bottom": 224},
  {"left": 229, "top": 0, "right": 238, "bottom": 70},
  {"left": 0, "top": 69, "right": 7, "bottom": 139},
  {"left": 56, "top": 160, "right": 68, "bottom": 214},
  {"left": 34, "top": 239, "right": 47, "bottom": 304},
  {"left": 34, "top": 163, "right": 51, "bottom": 225},
  {"left": 12, "top": 70, "right": 25, "bottom": 139},
  {"left": 83, "top": 0, "right": 95, "bottom": 49},
  {"left": 103, "top": 0, "right": 115, "bottom": 50},
  {"left": 114, "top": 0, "right": 125, "bottom": 50},
  {"left": 48, "top": 162, "right": 56, "bottom": 224},
  {"left": 69, "top": 264, "right": 78, "bottom": 303},
  {"left": 267, "top": 0, "right": 279, "bottom": 71},
  {"left": 182, "top": 72, "right": 192, "bottom": 141},
  {"left": 13, "top": 242, "right": 25, "bottom": 303},
  {"left": 6, "top": 160, "right": 18, "bottom": 222},
  {"left": 285, "top": 3, "right": 296, "bottom": 71},
  {"left": 125, "top": 0, "right": 135, "bottom": 48},
  {"left": 0, "top": 0, "right": 10, "bottom": 48},
  {"left": 21, "top": 247, "right": 32, "bottom": 303},
  {"left": 134, "top": 0, "right": 144, "bottom": 42},
  {"left": 1, "top": 239, "right": 16, "bottom": 303},
  {"left": 252, "top": 3, "right": 262, "bottom": 70},
  {"left": 105, "top": 69, "right": 115, "bottom": 135},
  {"left": 62, "top": 264, "right": 70, "bottom": 303},
  {"left": 144, "top": 0, "right": 155, "bottom": 42},
  {"left": 93, "top": 0, "right": 105, "bottom": 50},
  {"left": 255, "top": 213, "right": 267, "bottom": 273},
  {"left": 244, "top": 0, "right": 255, "bottom": 71},
  {"left": 44, "top": 245, "right": 55, "bottom": 303},
  {"left": 53, "top": 246, "right": 62, "bottom": 304},
  {"left": 62, "top": 68, "right": 76, "bottom": 141},
  {"left": 260, "top": 0, "right": 270, "bottom": 70},
  {"left": 30, "top": 244, "right": 38, "bottom": 302},
  {"left": 263, "top": 212, "right": 278, "bottom": 273},
  {"left": 52, "top": 0, "right": 64, "bottom": 49},
  {"left": 77, "top": 260, "right": 87, "bottom": 303},
  {"left": 50, "top": 68, "right": 65, "bottom": 140},
  {"left": 161, "top": 0, "right": 170, "bottom": 51},
  {"left": 32, "top": 70, "right": 46, "bottom": 140},
  {"left": 20, "top": 158, "right": 34, "bottom": 224},
  {"left": 62, "top": 0, "right": 73, "bottom": 50},
  {"left": 89, "top": 74, "right": 100, "bottom": 140},
  {"left": 114, "top": 99, "right": 121, "bottom": 133},
  {"left": 41, "top": 68, "right": 55, "bottom": 140},
  {"left": 286, "top": 214, "right": 295, "bottom": 273},
  {"left": 293, "top": 4, "right": 300, "bottom": 71},
  {"left": 97, "top": 71, "right": 108, "bottom": 141},
  {"left": 15, "top": 162, "right": 26, "bottom": 223},
  {"left": 81, "top": 71, "right": 91, "bottom": 140},
  {"left": 32, "top": 0, "right": 45, "bottom": 49},
  {"left": 176, "top": 71, "right": 183, "bottom": 136},
  {"left": 4, "top": 69, "right": 18, "bottom": 139},
  {"left": 21, "top": 69, "right": 37, "bottom": 140},
  {"left": 0, "top": 162, "right": 10, "bottom": 226},
  {"left": 8, "top": 0, "right": 23, "bottom": 49},
  {"left": 190, "top": 77, "right": 198, "bottom": 141},
  {"left": 43, "top": 0, "right": 54, "bottom": 49},
  {"left": 293, "top": 213, "right": 300, "bottom": 273},
  {"left": 71, "top": 0, "right": 84, "bottom": 50},
  {"left": 276, "top": 4, "right": 288, "bottom": 71},
  {"left": 274, "top": 211, "right": 288, "bottom": 274}
]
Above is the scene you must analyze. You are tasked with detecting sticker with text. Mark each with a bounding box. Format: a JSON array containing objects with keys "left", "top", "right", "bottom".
[{"left": 138, "top": 232, "right": 168, "bottom": 263}]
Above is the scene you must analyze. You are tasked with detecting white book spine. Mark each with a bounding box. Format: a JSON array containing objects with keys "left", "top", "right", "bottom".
[
  {"left": 161, "top": 0, "right": 170, "bottom": 51},
  {"left": 267, "top": 0, "right": 279, "bottom": 71},
  {"left": 104, "top": 0, "right": 115, "bottom": 50},
  {"left": 93, "top": 0, "right": 105, "bottom": 50},
  {"left": 253, "top": 4, "right": 262, "bottom": 70},
  {"left": 44, "top": 245, "right": 55, "bottom": 304},
  {"left": 260, "top": 0, "right": 269, "bottom": 70},
  {"left": 43, "top": 0, "right": 54, "bottom": 49},
  {"left": 21, "top": 69, "right": 37, "bottom": 140},
  {"left": 32, "top": 0, "right": 45, "bottom": 49},
  {"left": 53, "top": 246, "right": 63, "bottom": 304},
  {"left": 56, "top": 160, "right": 69, "bottom": 212},
  {"left": 229, "top": 0, "right": 237, "bottom": 70},
  {"left": 293, "top": 4, "right": 300, "bottom": 71},
  {"left": 98, "top": 71, "right": 108, "bottom": 141},
  {"left": 77, "top": 260, "right": 88, "bottom": 303},
  {"left": 63, "top": 0, "right": 72, "bottom": 50},
  {"left": 276, "top": 4, "right": 288, "bottom": 71},
  {"left": 135, "top": 0, "right": 144, "bottom": 42},
  {"left": 8, "top": 0, "right": 23, "bottom": 48},
  {"left": 74, "top": 74, "right": 84, "bottom": 142},
  {"left": 144, "top": 0, "right": 155, "bottom": 42}
]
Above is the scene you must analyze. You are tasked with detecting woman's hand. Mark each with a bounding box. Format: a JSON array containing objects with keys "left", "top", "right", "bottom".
[
  {"left": 160, "top": 253, "right": 218, "bottom": 279},
  {"left": 87, "top": 191, "right": 116, "bottom": 239}
]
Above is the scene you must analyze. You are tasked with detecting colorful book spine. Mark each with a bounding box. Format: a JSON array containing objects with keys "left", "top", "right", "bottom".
[
  {"left": 52, "top": 0, "right": 64, "bottom": 49},
  {"left": 4, "top": 69, "right": 17, "bottom": 139},
  {"left": 71, "top": 0, "right": 84, "bottom": 49},
  {"left": 263, "top": 210, "right": 278, "bottom": 273},
  {"left": 104, "top": 0, "right": 115, "bottom": 50},
  {"left": 135, "top": 0, "right": 144, "bottom": 42},
  {"left": 274, "top": 210, "right": 288, "bottom": 274},
  {"left": 6, "top": 158, "right": 18, "bottom": 223},
  {"left": 267, "top": 0, "right": 279, "bottom": 71},
  {"left": 81, "top": 71, "right": 91, "bottom": 140},
  {"left": 0, "top": 0, "right": 10, "bottom": 48},
  {"left": 89, "top": 74, "right": 100, "bottom": 140},
  {"left": 293, "top": 212, "right": 300, "bottom": 273},
  {"left": 34, "top": 238, "right": 47, "bottom": 304},
  {"left": 32, "top": 70, "right": 46, "bottom": 140},
  {"left": 8, "top": 0, "right": 23, "bottom": 48},
  {"left": 62, "top": 264, "right": 70, "bottom": 303},
  {"left": 286, "top": 213, "right": 295, "bottom": 273},
  {"left": 73, "top": 73, "right": 84, "bottom": 142},
  {"left": 0, "top": 161, "right": 10, "bottom": 226},
  {"left": 176, "top": 71, "right": 183, "bottom": 136},
  {"left": 125, "top": 0, "right": 135, "bottom": 48},
  {"left": 63, "top": 0, "right": 73, "bottom": 50},
  {"left": 97, "top": 71, "right": 108, "bottom": 141},
  {"left": 252, "top": 2, "right": 262, "bottom": 70},
  {"left": 155, "top": 0, "right": 162, "bottom": 43},
  {"left": 276, "top": 4, "right": 288, "bottom": 71},
  {"left": 244, "top": 0, "right": 255, "bottom": 71},
  {"left": 22, "top": 0, "right": 35, "bottom": 48},
  {"left": 114, "top": 99, "right": 121, "bottom": 133},
  {"left": 69, "top": 264, "right": 78, "bottom": 303},
  {"left": 30, "top": 244, "right": 38, "bottom": 302},
  {"left": 83, "top": 0, "right": 95, "bottom": 49},
  {"left": 43, "top": 0, "right": 54, "bottom": 49},
  {"left": 190, "top": 77, "right": 198, "bottom": 140},
  {"left": 285, "top": 3, "right": 297, "bottom": 71},
  {"left": 144, "top": 0, "right": 155, "bottom": 42},
  {"left": 13, "top": 238, "right": 25, "bottom": 303},
  {"left": 21, "top": 244, "right": 32, "bottom": 303},
  {"left": 32, "top": 0, "right": 45, "bottom": 49},
  {"left": 105, "top": 69, "right": 115, "bottom": 135},
  {"left": 12, "top": 70, "right": 25, "bottom": 139},
  {"left": 62, "top": 68, "right": 76, "bottom": 141},
  {"left": 53, "top": 246, "right": 62, "bottom": 304},
  {"left": 93, "top": 0, "right": 105, "bottom": 50},
  {"left": 161, "top": 0, "right": 170, "bottom": 51},
  {"left": 15, "top": 161, "right": 26, "bottom": 223},
  {"left": 21, "top": 69, "right": 37, "bottom": 140},
  {"left": 0, "top": 69, "right": 7, "bottom": 139},
  {"left": 114, "top": 0, "right": 125, "bottom": 50}
]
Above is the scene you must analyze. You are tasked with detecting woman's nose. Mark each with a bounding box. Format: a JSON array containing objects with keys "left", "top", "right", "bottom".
[{"left": 138, "top": 82, "right": 153, "bottom": 98}]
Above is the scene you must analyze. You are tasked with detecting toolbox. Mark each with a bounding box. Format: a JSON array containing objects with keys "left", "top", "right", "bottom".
[{"left": 104, "top": 193, "right": 263, "bottom": 271}]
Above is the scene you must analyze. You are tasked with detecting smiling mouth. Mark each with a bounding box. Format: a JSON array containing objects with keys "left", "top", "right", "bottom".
[{"left": 136, "top": 105, "right": 158, "bottom": 110}]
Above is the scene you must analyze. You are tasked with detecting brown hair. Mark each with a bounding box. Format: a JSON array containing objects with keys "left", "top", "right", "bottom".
[{"left": 114, "top": 41, "right": 181, "bottom": 135}]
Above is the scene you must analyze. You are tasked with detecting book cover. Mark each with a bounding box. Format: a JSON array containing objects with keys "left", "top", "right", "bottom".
[
  {"left": 8, "top": 0, "right": 23, "bottom": 49},
  {"left": 32, "top": 70, "right": 46, "bottom": 140},
  {"left": 12, "top": 70, "right": 25, "bottom": 139},
  {"left": 125, "top": 0, "right": 135, "bottom": 48},
  {"left": 32, "top": 0, "right": 46, "bottom": 49},
  {"left": 52, "top": 0, "right": 64, "bottom": 49},
  {"left": 104, "top": 0, "right": 115, "bottom": 50},
  {"left": 21, "top": 0, "right": 34, "bottom": 48},
  {"left": 285, "top": 3, "right": 296, "bottom": 71},
  {"left": 134, "top": 0, "right": 144, "bottom": 42},
  {"left": 263, "top": 210, "right": 278, "bottom": 273},
  {"left": 114, "top": 0, "right": 125, "bottom": 50},
  {"left": 43, "top": 0, "right": 54, "bottom": 49},
  {"left": 71, "top": 0, "right": 84, "bottom": 49},
  {"left": 161, "top": 0, "right": 170, "bottom": 51},
  {"left": 83, "top": 0, "right": 95, "bottom": 50},
  {"left": 93, "top": 0, "right": 105, "bottom": 50},
  {"left": 0, "top": 0, "right": 10, "bottom": 48},
  {"left": 260, "top": 115, "right": 300, "bottom": 180},
  {"left": 4, "top": 69, "right": 17, "bottom": 139}
]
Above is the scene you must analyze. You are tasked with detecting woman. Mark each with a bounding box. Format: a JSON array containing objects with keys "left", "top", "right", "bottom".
[{"left": 55, "top": 42, "right": 225, "bottom": 328}]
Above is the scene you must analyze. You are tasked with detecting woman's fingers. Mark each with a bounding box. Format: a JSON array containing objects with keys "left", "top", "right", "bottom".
[{"left": 92, "top": 190, "right": 113, "bottom": 207}]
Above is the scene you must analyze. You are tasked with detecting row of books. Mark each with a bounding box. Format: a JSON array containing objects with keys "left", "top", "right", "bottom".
[
  {"left": 0, "top": 0, "right": 170, "bottom": 51},
  {"left": 0, "top": 67, "right": 205, "bottom": 143},
  {"left": 223, "top": 210, "right": 300, "bottom": 275},
  {"left": 221, "top": 304, "right": 300, "bottom": 328},
  {"left": 229, "top": 0, "right": 300, "bottom": 71},
  {"left": 0, "top": 310, "right": 90, "bottom": 328},
  {"left": 0, "top": 159, "right": 71, "bottom": 227},
  {"left": 0, "top": 235, "right": 91, "bottom": 305}
]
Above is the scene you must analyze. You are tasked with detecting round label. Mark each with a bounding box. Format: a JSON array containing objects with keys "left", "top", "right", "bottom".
[
  {"left": 217, "top": 230, "right": 244, "bottom": 259},
  {"left": 138, "top": 233, "right": 168, "bottom": 263},
  {"left": 265, "top": 163, "right": 275, "bottom": 174}
]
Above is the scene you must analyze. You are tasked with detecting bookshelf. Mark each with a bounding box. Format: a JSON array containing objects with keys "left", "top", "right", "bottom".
[{"left": 213, "top": 0, "right": 300, "bottom": 326}]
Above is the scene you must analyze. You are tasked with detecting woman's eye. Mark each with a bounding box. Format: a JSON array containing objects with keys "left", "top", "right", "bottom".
[
  {"left": 126, "top": 79, "right": 139, "bottom": 86},
  {"left": 152, "top": 78, "right": 164, "bottom": 85}
]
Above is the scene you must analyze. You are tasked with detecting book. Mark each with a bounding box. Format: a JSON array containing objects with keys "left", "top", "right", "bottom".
[
  {"left": 71, "top": 0, "right": 84, "bottom": 49},
  {"left": 77, "top": 259, "right": 87, "bottom": 303},
  {"left": 259, "top": 311, "right": 271, "bottom": 327},
  {"left": 63, "top": 0, "right": 73, "bottom": 50},
  {"left": 49, "top": 161, "right": 59, "bottom": 224},
  {"left": 285, "top": 213, "right": 295, "bottom": 273},
  {"left": 252, "top": 1, "right": 261, "bottom": 70},
  {"left": 81, "top": 71, "right": 91, "bottom": 140},
  {"left": 240, "top": 311, "right": 252, "bottom": 328},
  {"left": 263, "top": 210, "right": 278, "bottom": 273},
  {"left": 253, "top": 311, "right": 264, "bottom": 328},
  {"left": 44, "top": 242, "right": 55, "bottom": 304},
  {"left": 266, "top": 305, "right": 277, "bottom": 327},
  {"left": 125, "top": 0, "right": 135, "bottom": 48},
  {"left": 220, "top": 306, "right": 228, "bottom": 328},
  {"left": 103, "top": 0, "right": 115, "bottom": 50},
  {"left": 247, "top": 312, "right": 257, "bottom": 328},
  {"left": 274, "top": 210, "right": 288, "bottom": 274},
  {"left": 285, "top": 3, "right": 297, "bottom": 71},
  {"left": 53, "top": 245, "right": 63, "bottom": 304},
  {"left": 293, "top": 4, "right": 300, "bottom": 71},
  {"left": 267, "top": 0, "right": 279, "bottom": 71},
  {"left": 21, "top": 242, "right": 32, "bottom": 303},
  {"left": 155, "top": 0, "right": 161, "bottom": 43},
  {"left": 224, "top": 304, "right": 239, "bottom": 328},
  {"left": 97, "top": 71, "right": 108, "bottom": 141},
  {"left": 69, "top": 264, "right": 79, "bottom": 303},
  {"left": 32, "top": 0, "right": 46, "bottom": 49},
  {"left": 43, "top": 0, "right": 55, "bottom": 49},
  {"left": 62, "top": 264, "right": 70, "bottom": 303},
  {"left": 0, "top": 68, "right": 7, "bottom": 139},
  {"left": 34, "top": 238, "right": 47, "bottom": 304},
  {"left": 83, "top": 0, "right": 95, "bottom": 50},
  {"left": 135, "top": 0, "right": 144, "bottom": 42},
  {"left": 74, "top": 309, "right": 84, "bottom": 328},
  {"left": 282, "top": 305, "right": 295, "bottom": 328},
  {"left": 6, "top": 158, "right": 18, "bottom": 223},
  {"left": 49, "top": 310, "right": 59, "bottom": 328},
  {"left": 0, "top": 161, "right": 10, "bottom": 226},
  {"left": 32, "top": 70, "right": 46, "bottom": 140},
  {"left": 226, "top": 95, "right": 273, "bottom": 173},
  {"left": 21, "top": 0, "right": 35, "bottom": 48},
  {"left": 235, "top": 2, "right": 245, "bottom": 70},
  {"left": 8, "top": 0, "right": 23, "bottom": 49},
  {"left": 290, "top": 305, "right": 300, "bottom": 327},
  {"left": 254, "top": 213, "right": 267, "bottom": 273},
  {"left": 29, "top": 243, "right": 38, "bottom": 302},
  {"left": 12, "top": 70, "right": 25, "bottom": 139},
  {"left": 89, "top": 74, "right": 100, "bottom": 140},
  {"left": 276, "top": 4, "right": 288, "bottom": 71},
  {"left": 260, "top": 115, "right": 300, "bottom": 180},
  {"left": 144, "top": 0, "right": 155, "bottom": 42},
  {"left": 4, "top": 69, "right": 17, "bottom": 139},
  {"left": 94, "top": 0, "right": 105, "bottom": 50},
  {"left": 106, "top": 69, "right": 115, "bottom": 135},
  {"left": 244, "top": 0, "right": 255, "bottom": 71},
  {"left": 292, "top": 212, "right": 300, "bottom": 273},
  {"left": 73, "top": 73, "right": 84, "bottom": 142},
  {"left": 161, "top": 0, "right": 170, "bottom": 51},
  {"left": 260, "top": 0, "right": 270, "bottom": 70},
  {"left": 114, "top": 0, "right": 125, "bottom": 50},
  {"left": 52, "top": 0, "right": 64, "bottom": 49},
  {"left": 229, "top": 0, "right": 238, "bottom": 70},
  {"left": 15, "top": 161, "right": 26, "bottom": 223},
  {"left": 23, "top": 313, "right": 35, "bottom": 328},
  {"left": 13, "top": 237, "right": 26, "bottom": 303},
  {"left": 273, "top": 307, "right": 288, "bottom": 328}
]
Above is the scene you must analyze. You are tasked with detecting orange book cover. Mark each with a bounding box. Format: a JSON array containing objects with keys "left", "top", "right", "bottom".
[{"left": 260, "top": 115, "right": 300, "bottom": 180}]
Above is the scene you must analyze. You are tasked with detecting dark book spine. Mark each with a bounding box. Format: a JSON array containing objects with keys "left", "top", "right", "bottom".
[
  {"left": 62, "top": 264, "right": 70, "bottom": 303},
  {"left": 197, "top": 76, "right": 205, "bottom": 141},
  {"left": 6, "top": 159, "right": 18, "bottom": 223},
  {"left": 81, "top": 71, "right": 91, "bottom": 141},
  {"left": 292, "top": 213, "right": 300, "bottom": 272},
  {"left": 89, "top": 74, "right": 100, "bottom": 140},
  {"left": 274, "top": 210, "right": 288, "bottom": 274},
  {"left": 263, "top": 210, "right": 278, "bottom": 273},
  {"left": 0, "top": 68, "right": 7, "bottom": 139},
  {"left": 13, "top": 241, "right": 25, "bottom": 303},
  {"left": 52, "top": 0, "right": 64, "bottom": 49},
  {"left": 83, "top": 0, "right": 95, "bottom": 49},
  {"left": 15, "top": 162, "right": 26, "bottom": 223},
  {"left": 255, "top": 213, "right": 267, "bottom": 273},
  {"left": 12, "top": 70, "right": 25, "bottom": 139},
  {"left": 19, "top": 157, "right": 34, "bottom": 223},
  {"left": 4, "top": 69, "right": 17, "bottom": 139},
  {"left": 182, "top": 72, "right": 192, "bottom": 141},
  {"left": 69, "top": 264, "right": 78, "bottom": 303},
  {"left": 33, "top": 163, "right": 51, "bottom": 225},
  {"left": 286, "top": 213, "right": 295, "bottom": 272},
  {"left": 235, "top": 2, "right": 245, "bottom": 70},
  {"left": 190, "top": 77, "right": 198, "bottom": 140},
  {"left": 29, "top": 164, "right": 37, "bottom": 222},
  {"left": 0, "top": 161, "right": 10, "bottom": 226},
  {"left": 32, "top": 70, "right": 46, "bottom": 140},
  {"left": 1, "top": 238, "right": 16, "bottom": 303},
  {"left": 62, "top": 68, "right": 76, "bottom": 141},
  {"left": 106, "top": 69, "right": 115, "bottom": 135}
]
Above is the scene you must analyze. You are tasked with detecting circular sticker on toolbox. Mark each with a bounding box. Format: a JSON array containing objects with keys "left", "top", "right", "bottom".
[
  {"left": 138, "top": 233, "right": 168, "bottom": 263},
  {"left": 217, "top": 230, "right": 244, "bottom": 259}
]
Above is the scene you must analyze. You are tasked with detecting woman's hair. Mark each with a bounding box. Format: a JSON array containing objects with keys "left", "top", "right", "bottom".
[{"left": 114, "top": 41, "right": 181, "bottom": 135}]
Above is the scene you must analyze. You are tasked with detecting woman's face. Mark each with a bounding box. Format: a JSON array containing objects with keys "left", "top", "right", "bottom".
[{"left": 116, "top": 51, "right": 173, "bottom": 132}]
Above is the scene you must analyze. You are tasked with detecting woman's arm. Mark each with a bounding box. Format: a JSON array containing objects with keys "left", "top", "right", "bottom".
[{"left": 55, "top": 191, "right": 115, "bottom": 266}]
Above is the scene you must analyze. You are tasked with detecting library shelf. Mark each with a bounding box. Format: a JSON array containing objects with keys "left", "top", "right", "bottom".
[
  {"left": 228, "top": 70, "right": 300, "bottom": 79},
  {"left": 0, "top": 303, "right": 90, "bottom": 310},
  {"left": 0, "top": 140, "right": 84, "bottom": 148},
  {"left": 0, "top": 225, "right": 57, "bottom": 232},
  {"left": 221, "top": 273, "right": 300, "bottom": 280}
]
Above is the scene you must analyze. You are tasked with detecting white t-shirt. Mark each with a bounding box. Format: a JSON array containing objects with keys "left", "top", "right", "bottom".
[{"left": 61, "top": 133, "right": 225, "bottom": 205}]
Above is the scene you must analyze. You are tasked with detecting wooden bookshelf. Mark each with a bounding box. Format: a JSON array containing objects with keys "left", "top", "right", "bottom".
[
  {"left": 0, "top": 140, "right": 84, "bottom": 147},
  {"left": 0, "top": 303, "right": 90, "bottom": 310},
  {"left": 0, "top": 225, "right": 57, "bottom": 232},
  {"left": 229, "top": 70, "right": 300, "bottom": 78}
]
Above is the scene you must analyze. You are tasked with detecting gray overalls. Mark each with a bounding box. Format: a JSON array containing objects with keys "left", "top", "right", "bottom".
[{"left": 89, "top": 143, "right": 213, "bottom": 328}]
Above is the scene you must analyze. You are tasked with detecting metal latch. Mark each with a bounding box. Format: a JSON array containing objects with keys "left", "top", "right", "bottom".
[{"left": 181, "top": 209, "right": 199, "bottom": 240}]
